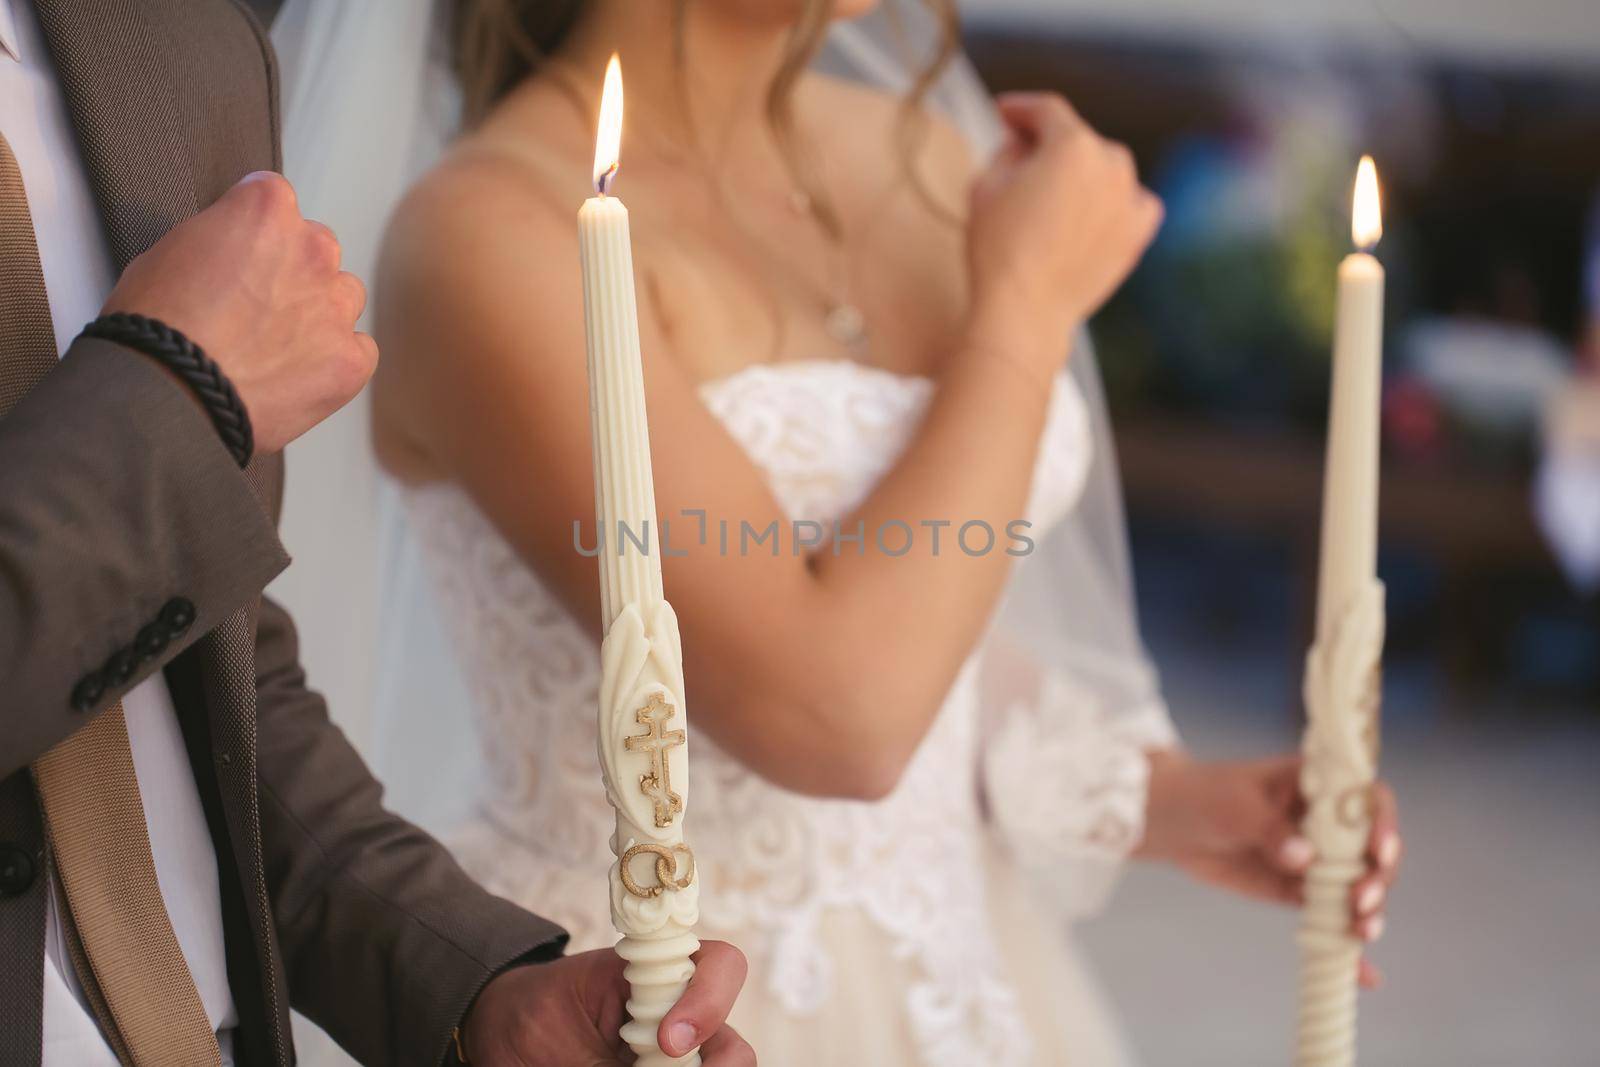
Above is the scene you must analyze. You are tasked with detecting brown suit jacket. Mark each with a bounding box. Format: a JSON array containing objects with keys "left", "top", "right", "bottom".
[{"left": 0, "top": 3, "right": 567, "bottom": 1064}]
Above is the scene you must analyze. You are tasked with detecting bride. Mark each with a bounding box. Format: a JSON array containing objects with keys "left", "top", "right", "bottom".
[{"left": 279, "top": 0, "right": 1400, "bottom": 1063}]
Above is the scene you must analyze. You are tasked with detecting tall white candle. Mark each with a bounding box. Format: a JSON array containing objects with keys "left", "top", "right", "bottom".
[
  {"left": 1295, "top": 156, "right": 1388, "bottom": 1067},
  {"left": 1315, "top": 157, "right": 1385, "bottom": 641},
  {"left": 579, "top": 54, "right": 702, "bottom": 1067}
]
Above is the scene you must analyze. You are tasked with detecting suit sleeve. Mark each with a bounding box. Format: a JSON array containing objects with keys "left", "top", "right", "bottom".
[
  {"left": 0, "top": 338, "right": 288, "bottom": 778},
  {"left": 252, "top": 592, "right": 568, "bottom": 1067}
]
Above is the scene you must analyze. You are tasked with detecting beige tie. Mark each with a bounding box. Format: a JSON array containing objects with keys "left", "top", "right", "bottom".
[{"left": 1, "top": 130, "right": 222, "bottom": 1067}]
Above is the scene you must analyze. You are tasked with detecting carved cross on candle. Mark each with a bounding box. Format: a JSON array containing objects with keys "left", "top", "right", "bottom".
[{"left": 625, "top": 692, "right": 686, "bottom": 828}]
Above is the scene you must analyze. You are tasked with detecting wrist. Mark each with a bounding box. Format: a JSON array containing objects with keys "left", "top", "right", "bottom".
[
  {"left": 452, "top": 974, "right": 498, "bottom": 1065},
  {"left": 134, "top": 350, "right": 209, "bottom": 416},
  {"left": 973, "top": 265, "right": 1084, "bottom": 329},
  {"left": 454, "top": 961, "right": 528, "bottom": 1064},
  {"left": 964, "top": 289, "right": 1077, "bottom": 386},
  {"left": 958, "top": 305, "right": 1059, "bottom": 396},
  {"left": 80, "top": 314, "right": 253, "bottom": 467},
  {"left": 1135, "top": 747, "right": 1194, "bottom": 863}
]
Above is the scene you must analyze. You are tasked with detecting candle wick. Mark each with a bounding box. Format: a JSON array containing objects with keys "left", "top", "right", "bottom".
[{"left": 596, "top": 163, "right": 618, "bottom": 198}]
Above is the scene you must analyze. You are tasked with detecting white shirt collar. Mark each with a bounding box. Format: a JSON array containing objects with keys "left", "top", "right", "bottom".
[{"left": 0, "top": 0, "right": 21, "bottom": 64}]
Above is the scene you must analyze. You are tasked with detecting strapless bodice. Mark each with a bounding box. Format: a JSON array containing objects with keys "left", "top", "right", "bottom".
[
  {"left": 403, "top": 359, "right": 1134, "bottom": 1067},
  {"left": 694, "top": 359, "right": 1090, "bottom": 535}
]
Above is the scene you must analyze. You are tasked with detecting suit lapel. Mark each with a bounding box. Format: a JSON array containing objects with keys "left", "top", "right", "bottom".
[
  {"left": 31, "top": 0, "right": 199, "bottom": 272},
  {"left": 29, "top": 5, "right": 293, "bottom": 1059}
]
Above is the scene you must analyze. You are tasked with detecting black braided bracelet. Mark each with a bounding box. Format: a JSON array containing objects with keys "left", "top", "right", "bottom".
[{"left": 80, "top": 313, "right": 254, "bottom": 467}]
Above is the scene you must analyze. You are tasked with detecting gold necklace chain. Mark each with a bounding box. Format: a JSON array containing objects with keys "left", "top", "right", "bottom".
[{"left": 545, "top": 57, "right": 870, "bottom": 353}]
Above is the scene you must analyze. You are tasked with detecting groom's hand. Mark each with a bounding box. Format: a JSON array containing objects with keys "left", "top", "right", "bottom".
[
  {"left": 461, "top": 941, "right": 754, "bottom": 1066},
  {"left": 104, "top": 171, "right": 377, "bottom": 454}
]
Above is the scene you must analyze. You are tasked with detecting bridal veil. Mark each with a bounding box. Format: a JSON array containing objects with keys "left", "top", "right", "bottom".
[{"left": 270, "top": 0, "right": 1176, "bottom": 918}]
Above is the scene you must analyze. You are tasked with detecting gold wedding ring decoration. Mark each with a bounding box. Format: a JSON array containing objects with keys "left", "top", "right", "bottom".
[
  {"left": 620, "top": 842, "right": 696, "bottom": 899},
  {"left": 1335, "top": 784, "right": 1374, "bottom": 829}
]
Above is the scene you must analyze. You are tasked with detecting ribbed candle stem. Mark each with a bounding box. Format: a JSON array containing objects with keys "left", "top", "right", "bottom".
[
  {"left": 579, "top": 194, "right": 700, "bottom": 1067},
  {"left": 579, "top": 198, "right": 663, "bottom": 627},
  {"left": 1296, "top": 247, "right": 1386, "bottom": 1066}
]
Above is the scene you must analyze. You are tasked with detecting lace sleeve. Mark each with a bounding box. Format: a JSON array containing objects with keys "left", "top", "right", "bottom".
[{"left": 978, "top": 652, "right": 1179, "bottom": 921}]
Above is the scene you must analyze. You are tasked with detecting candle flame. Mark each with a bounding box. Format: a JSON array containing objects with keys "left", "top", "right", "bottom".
[
  {"left": 1351, "top": 155, "right": 1382, "bottom": 251},
  {"left": 593, "top": 54, "right": 623, "bottom": 196}
]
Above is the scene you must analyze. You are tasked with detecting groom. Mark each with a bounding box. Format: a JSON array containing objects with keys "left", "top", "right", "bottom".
[{"left": 0, "top": 1, "right": 749, "bottom": 1065}]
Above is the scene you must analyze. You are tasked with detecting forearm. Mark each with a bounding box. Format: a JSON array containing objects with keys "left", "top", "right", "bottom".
[
  {"left": 818, "top": 323, "right": 1055, "bottom": 679},
  {"left": 0, "top": 338, "right": 286, "bottom": 776},
  {"left": 693, "top": 317, "right": 1063, "bottom": 795},
  {"left": 1133, "top": 747, "right": 1201, "bottom": 863}
]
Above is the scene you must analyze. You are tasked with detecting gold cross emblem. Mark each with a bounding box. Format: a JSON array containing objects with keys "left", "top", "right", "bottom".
[{"left": 624, "top": 692, "right": 686, "bottom": 828}]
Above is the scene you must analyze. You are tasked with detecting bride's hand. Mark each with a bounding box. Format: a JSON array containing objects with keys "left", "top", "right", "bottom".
[
  {"left": 1138, "top": 751, "right": 1402, "bottom": 989},
  {"left": 965, "top": 92, "right": 1163, "bottom": 378}
]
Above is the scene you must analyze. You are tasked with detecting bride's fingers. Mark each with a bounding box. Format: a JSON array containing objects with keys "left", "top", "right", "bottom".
[
  {"left": 1353, "top": 910, "right": 1386, "bottom": 944},
  {"left": 994, "top": 92, "right": 1084, "bottom": 147},
  {"left": 1263, "top": 826, "right": 1315, "bottom": 875},
  {"left": 1259, "top": 753, "right": 1304, "bottom": 808},
  {"left": 1257, "top": 757, "right": 1312, "bottom": 877},
  {"left": 1350, "top": 872, "right": 1387, "bottom": 929},
  {"left": 1367, "top": 782, "right": 1402, "bottom": 885},
  {"left": 1358, "top": 956, "right": 1384, "bottom": 990}
]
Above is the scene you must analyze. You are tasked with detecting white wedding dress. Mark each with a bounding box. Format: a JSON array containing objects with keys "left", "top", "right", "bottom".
[
  {"left": 268, "top": 3, "right": 1181, "bottom": 1064},
  {"left": 402, "top": 360, "right": 1177, "bottom": 1067}
]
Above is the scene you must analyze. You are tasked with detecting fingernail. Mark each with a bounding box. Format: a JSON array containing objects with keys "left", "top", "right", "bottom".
[
  {"left": 667, "top": 1022, "right": 698, "bottom": 1054},
  {"left": 1357, "top": 882, "right": 1385, "bottom": 916},
  {"left": 1362, "top": 915, "right": 1386, "bottom": 943},
  {"left": 1279, "top": 836, "right": 1315, "bottom": 870},
  {"left": 1378, "top": 833, "right": 1400, "bottom": 869}
]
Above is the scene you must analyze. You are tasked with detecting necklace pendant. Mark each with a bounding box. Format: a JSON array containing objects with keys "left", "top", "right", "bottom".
[{"left": 825, "top": 303, "right": 867, "bottom": 347}]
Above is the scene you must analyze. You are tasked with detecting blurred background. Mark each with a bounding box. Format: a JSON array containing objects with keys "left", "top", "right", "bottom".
[{"left": 962, "top": 0, "right": 1600, "bottom": 1063}]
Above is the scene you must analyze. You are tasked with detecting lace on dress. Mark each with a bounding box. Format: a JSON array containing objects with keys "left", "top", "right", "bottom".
[{"left": 404, "top": 359, "right": 1174, "bottom": 1066}]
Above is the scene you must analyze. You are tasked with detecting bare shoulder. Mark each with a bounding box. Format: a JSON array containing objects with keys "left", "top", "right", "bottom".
[
  {"left": 372, "top": 112, "right": 593, "bottom": 478},
  {"left": 381, "top": 142, "right": 573, "bottom": 299},
  {"left": 380, "top": 76, "right": 597, "bottom": 300}
]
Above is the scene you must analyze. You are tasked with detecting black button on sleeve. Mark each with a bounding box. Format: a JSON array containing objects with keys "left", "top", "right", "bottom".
[
  {"left": 160, "top": 597, "right": 196, "bottom": 634},
  {"left": 135, "top": 621, "right": 169, "bottom": 659},
  {"left": 70, "top": 673, "right": 106, "bottom": 713},
  {"left": 104, "top": 648, "right": 138, "bottom": 686},
  {"left": 0, "top": 846, "right": 35, "bottom": 897}
]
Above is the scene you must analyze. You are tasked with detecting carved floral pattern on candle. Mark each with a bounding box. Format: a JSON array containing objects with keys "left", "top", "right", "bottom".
[
  {"left": 1359, "top": 658, "right": 1382, "bottom": 763},
  {"left": 599, "top": 599, "right": 701, "bottom": 934},
  {"left": 1299, "top": 580, "right": 1386, "bottom": 863}
]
